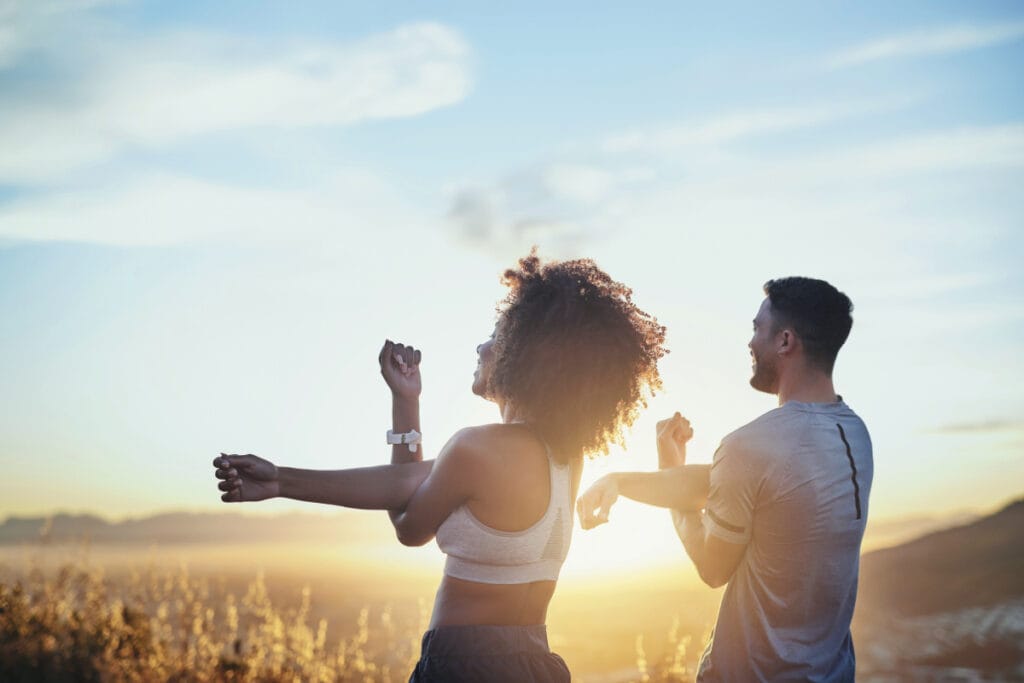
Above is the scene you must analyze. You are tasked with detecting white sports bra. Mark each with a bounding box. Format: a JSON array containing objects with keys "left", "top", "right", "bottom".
[{"left": 434, "top": 443, "right": 574, "bottom": 584}]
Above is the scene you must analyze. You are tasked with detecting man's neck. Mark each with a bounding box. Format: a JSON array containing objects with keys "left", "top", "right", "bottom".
[{"left": 776, "top": 369, "right": 838, "bottom": 406}]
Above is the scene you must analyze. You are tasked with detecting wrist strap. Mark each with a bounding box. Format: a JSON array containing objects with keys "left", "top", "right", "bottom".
[{"left": 386, "top": 429, "right": 422, "bottom": 452}]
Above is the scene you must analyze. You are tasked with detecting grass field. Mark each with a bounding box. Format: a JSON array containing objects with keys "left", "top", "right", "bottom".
[{"left": 0, "top": 542, "right": 720, "bottom": 682}]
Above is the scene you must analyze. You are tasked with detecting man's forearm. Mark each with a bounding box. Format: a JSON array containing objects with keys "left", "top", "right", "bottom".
[
  {"left": 615, "top": 464, "right": 710, "bottom": 511},
  {"left": 672, "top": 509, "right": 707, "bottom": 565},
  {"left": 278, "top": 461, "right": 432, "bottom": 509}
]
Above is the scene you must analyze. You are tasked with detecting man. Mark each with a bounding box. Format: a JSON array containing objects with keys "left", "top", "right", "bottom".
[{"left": 577, "top": 277, "right": 873, "bottom": 682}]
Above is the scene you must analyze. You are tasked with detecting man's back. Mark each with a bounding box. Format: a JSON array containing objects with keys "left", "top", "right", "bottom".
[{"left": 696, "top": 399, "right": 873, "bottom": 682}]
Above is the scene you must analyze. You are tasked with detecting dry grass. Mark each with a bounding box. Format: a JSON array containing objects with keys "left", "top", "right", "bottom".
[
  {"left": 0, "top": 559, "right": 428, "bottom": 683},
  {"left": 0, "top": 548, "right": 710, "bottom": 682}
]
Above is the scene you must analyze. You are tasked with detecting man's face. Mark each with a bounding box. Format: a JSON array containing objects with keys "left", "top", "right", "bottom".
[{"left": 748, "top": 298, "right": 780, "bottom": 394}]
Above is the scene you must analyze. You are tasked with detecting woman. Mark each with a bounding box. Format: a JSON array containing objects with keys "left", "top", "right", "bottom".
[{"left": 212, "top": 252, "right": 667, "bottom": 681}]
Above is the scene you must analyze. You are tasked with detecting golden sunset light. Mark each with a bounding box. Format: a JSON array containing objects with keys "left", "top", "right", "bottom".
[{"left": 2, "top": 2, "right": 1022, "bottom": 681}]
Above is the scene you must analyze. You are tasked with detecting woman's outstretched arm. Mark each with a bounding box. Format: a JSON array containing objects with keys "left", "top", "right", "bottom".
[
  {"left": 214, "top": 454, "right": 433, "bottom": 510},
  {"left": 214, "top": 430, "right": 477, "bottom": 547}
]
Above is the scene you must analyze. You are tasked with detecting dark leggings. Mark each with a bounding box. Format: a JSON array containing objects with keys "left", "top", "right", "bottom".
[{"left": 409, "top": 624, "right": 571, "bottom": 682}]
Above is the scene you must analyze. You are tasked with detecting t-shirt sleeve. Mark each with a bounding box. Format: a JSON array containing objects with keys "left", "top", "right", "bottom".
[{"left": 702, "top": 440, "right": 757, "bottom": 545}]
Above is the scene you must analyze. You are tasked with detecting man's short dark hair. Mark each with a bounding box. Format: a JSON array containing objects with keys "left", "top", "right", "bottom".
[{"left": 763, "top": 277, "right": 853, "bottom": 373}]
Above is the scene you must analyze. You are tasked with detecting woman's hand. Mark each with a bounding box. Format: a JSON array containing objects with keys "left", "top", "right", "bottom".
[
  {"left": 378, "top": 339, "right": 422, "bottom": 400},
  {"left": 657, "top": 412, "right": 693, "bottom": 469},
  {"left": 214, "top": 453, "right": 280, "bottom": 502},
  {"left": 576, "top": 474, "right": 620, "bottom": 530}
]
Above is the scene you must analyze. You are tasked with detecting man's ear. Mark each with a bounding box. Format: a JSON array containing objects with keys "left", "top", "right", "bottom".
[{"left": 778, "top": 328, "right": 798, "bottom": 356}]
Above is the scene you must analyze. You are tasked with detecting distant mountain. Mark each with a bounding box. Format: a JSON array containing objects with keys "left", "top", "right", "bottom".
[
  {"left": 861, "top": 509, "right": 980, "bottom": 552},
  {"left": 0, "top": 510, "right": 396, "bottom": 546},
  {"left": 857, "top": 497, "right": 1024, "bottom": 618},
  {"left": 6, "top": 496, "right": 1023, "bottom": 618}
]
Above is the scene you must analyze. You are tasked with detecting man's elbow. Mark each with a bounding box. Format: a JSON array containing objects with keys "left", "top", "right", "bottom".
[{"left": 696, "top": 564, "right": 732, "bottom": 589}]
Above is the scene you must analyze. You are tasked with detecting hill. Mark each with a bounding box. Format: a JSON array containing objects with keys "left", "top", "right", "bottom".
[
  {"left": 0, "top": 510, "right": 396, "bottom": 546},
  {"left": 857, "top": 497, "right": 1024, "bottom": 618}
]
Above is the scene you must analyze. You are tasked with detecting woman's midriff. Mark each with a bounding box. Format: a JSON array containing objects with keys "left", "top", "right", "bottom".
[{"left": 429, "top": 575, "right": 557, "bottom": 628}]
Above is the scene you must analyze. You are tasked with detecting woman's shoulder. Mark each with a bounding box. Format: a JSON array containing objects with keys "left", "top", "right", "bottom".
[
  {"left": 446, "top": 423, "right": 526, "bottom": 450},
  {"left": 442, "top": 423, "right": 542, "bottom": 464}
]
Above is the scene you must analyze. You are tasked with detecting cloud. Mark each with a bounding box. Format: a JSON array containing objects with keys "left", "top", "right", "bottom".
[
  {"left": 0, "top": 170, "right": 422, "bottom": 246},
  {"left": 541, "top": 164, "right": 614, "bottom": 204},
  {"left": 0, "top": 21, "right": 472, "bottom": 183},
  {"left": 929, "top": 420, "right": 1024, "bottom": 435},
  {"left": 0, "top": 0, "right": 122, "bottom": 69},
  {"left": 446, "top": 186, "right": 585, "bottom": 256},
  {"left": 447, "top": 111, "right": 1024, "bottom": 259},
  {"left": 602, "top": 96, "right": 920, "bottom": 154},
  {"left": 605, "top": 105, "right": 849, "bottom": 153},
  {"left": 826, "top": 21, "right": 1024, "bottom": 69},
  {"left": 445, "top": 164, "right": 652, "bottom": 257},
  {"left": 770, "top": 123, "right": 1024, "bottom": 181},
  {"left": 855, "top": 272, "right": 1004, "bottom": 301}
]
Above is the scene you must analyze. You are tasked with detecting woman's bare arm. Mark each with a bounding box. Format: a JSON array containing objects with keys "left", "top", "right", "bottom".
[
  {"left": 279, "top": 461, "right": 433, "bottom": 509},
  {"left": 214, "top": 454, "right": 432, "bottom": 510},
  {"left": 214, "top": 434, "right": 477, "bottom": 547}
]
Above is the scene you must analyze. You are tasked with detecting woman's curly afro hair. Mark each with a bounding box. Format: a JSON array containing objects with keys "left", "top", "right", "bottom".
[{"left": 488, "top": 250, "right": 667, "bottom": 464}]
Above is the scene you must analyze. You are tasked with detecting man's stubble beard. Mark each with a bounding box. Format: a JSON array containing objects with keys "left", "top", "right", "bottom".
[{"left": 749, "top": 353, "right": 778, "bottom": 394}]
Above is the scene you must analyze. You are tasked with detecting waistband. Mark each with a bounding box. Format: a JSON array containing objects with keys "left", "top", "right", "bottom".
[
  {"left": 419, "top": 624, "right": 551, "bottom": 658},
  {"left": 444, "top": 555, "right": 563, "bottom": 584}
]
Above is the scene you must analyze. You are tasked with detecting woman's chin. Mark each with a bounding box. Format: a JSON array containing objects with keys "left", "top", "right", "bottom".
[{"left": 471, "top": 380, "right": 497, "bottom": 401}]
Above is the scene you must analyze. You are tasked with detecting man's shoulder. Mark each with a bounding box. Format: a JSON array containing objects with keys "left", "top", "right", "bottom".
[{"left": 718, "top": 408, "right": 791, "bottom": 455}]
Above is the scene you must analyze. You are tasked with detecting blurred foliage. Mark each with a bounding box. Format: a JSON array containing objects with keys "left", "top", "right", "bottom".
[{"left": 0, "top": 561, "right": 425, "bottom": 683}]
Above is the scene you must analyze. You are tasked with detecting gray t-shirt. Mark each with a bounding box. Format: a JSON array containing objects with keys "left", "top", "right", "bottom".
[{"left": 689, "top": 399, "right": 873, "bottom": 683}]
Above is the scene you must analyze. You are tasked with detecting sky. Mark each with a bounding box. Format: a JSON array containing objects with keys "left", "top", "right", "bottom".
[{"left": 1, "top": 1, "right": 1023, "bottom": 572}]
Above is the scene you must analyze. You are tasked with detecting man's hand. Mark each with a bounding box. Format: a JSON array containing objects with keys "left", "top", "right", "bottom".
[
  {"left": 576, "top": 474, "right": 620, "bottom": 530},
  {"left": 214, "top": 453, "right": 280, "bottom": 502},
  {"left": 379, "top": 340, "right": 422, "bottom": 400},
  {"left": 657, "top": 412, "right": 693, "bottom": 469}
]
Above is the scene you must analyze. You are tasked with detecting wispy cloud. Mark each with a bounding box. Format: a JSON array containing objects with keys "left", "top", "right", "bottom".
[
  {"left": 448, "top": 114, "right": 1024, "bottom": 262},
  {"left": 0, "top": 0, "right": 122, "bottom": 69},
  {"left": 446, "top": 164, "right": 652, "bottom": 257},
  {"left": 856, "top": 272, "right": 1004, "bottom": 301},
  {"left": 602, "top": 96, "right": 919, "bottom": 154},
  {"left": 0, "top": 170, "right": 421, "bottom": 246},
  {"left": 826, "top": 21, "right": 1024, "bottom": 69},
  {"left": 0, "top": 21, "right": 472, "bottom": 183},
  {"left": 781, "top": 124, "right": 1024, "bottom": 180},
  {"left": 929, "top": 419, "right": 1024, "bottom": 435}
]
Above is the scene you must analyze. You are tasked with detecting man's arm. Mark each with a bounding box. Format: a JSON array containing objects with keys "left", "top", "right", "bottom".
[
  {"left": 618, "top": 465, "right": 710, "bottom": 508},
  {"left": 673, "top": 436, "right": 755, "bottom": 589},
  {"left": 672, "top": 510, "right": 747, "bottom": 588},
  {"left": 577, "top": 465, "right": 710, "bottom": 528},
  {"left": 577, "top": 412, "right": 706, "bottom": 528}
]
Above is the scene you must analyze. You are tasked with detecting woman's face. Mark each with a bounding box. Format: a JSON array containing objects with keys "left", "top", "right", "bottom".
[{"left": 472, "top": 328, "right": 498, "bottom": 398}]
